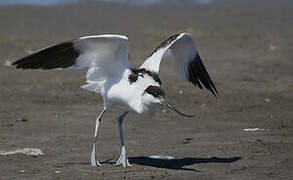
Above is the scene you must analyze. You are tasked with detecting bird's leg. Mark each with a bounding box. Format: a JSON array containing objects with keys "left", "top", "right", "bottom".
[
  {"left": 115, "top": 112, "right": 132, "bottom": 167},
  {"left": 91, "top": 107, "right": 106, "bottom": 167}
]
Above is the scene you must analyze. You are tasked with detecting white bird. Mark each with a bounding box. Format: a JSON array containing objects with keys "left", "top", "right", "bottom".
[{"left": 13, "top": 33, "right": 218, "bottom": 167}]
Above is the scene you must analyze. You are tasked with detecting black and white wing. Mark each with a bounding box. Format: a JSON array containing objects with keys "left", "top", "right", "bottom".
[
  {"left": 13, "top": 34, "right": 130, "bottom": 93},
  {"left": 140, "top": 33, "right": 218, "bottom": 96}
]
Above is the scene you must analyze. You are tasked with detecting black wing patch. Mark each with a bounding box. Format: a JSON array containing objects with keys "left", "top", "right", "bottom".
[
  {"left": 188, "top": 54, "right": 218, "bottom": 97},
  {"left": 148, "top": 33, "right": 180, "bottom": 57},
  {"left": 12, "top": 41, "right": 79, "bottom": 70},
  {"left": 128, "top": 68, "right": 161, "bottom": 85}
]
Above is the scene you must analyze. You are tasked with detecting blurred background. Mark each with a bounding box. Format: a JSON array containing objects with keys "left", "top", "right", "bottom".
[{"left": 0, "top": 0, "right": 292, "bottom": 179}]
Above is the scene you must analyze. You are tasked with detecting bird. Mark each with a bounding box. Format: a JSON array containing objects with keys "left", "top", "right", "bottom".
[{"left": 12, "top": 32, "right": 218, "bottom": 167}]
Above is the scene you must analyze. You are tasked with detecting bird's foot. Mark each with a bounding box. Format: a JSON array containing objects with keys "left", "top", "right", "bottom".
[
  {"left": 115, "top": 146, "right": 132, "bottom": 167},
  {"left": 91, "top": 146, "right": 101, "bottom": 166},
  {"left": 91, "top": 158, "right": 102, "bottom": 167}
]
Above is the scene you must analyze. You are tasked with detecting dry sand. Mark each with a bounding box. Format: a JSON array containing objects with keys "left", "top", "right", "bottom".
[{"left": 0, "top": 0, "right": 292, "bottom": 179}]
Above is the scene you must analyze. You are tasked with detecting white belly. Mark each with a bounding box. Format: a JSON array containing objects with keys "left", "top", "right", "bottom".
[
  {"left": 105, "top": 82, "right": 158, "bottom": 117},
  {"left": 104, "top": 70, "right": 161, "bottom": 117}
]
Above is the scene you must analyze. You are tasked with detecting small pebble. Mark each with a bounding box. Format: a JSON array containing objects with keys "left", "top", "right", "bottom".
[{"left": 269, "top": 45, "right": 276, "bottom": 51}]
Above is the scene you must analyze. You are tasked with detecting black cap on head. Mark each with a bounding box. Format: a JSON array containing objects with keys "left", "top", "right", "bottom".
[{"left": 144, "top": 86, "right": 165, "bottom": 98}]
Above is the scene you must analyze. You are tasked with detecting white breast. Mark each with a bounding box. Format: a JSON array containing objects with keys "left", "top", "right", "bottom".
[{"left": 105, "top": 70, "right": 160, "bottom": 116}]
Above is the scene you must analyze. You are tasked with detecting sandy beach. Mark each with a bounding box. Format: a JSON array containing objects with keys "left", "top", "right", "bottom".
[{"left": 0, "top": 0, "right": 292, "bottom": 179}]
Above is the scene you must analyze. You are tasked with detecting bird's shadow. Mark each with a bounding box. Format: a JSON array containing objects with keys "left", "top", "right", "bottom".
[{"left": 102, "top": 156, "right": 241, "bottom": 171}]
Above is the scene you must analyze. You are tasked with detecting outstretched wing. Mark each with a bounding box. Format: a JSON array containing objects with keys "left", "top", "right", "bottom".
[
  {"left": 13, "top": 34, "right": 130, "bottom": 93},
  {"left": 140, "top": 33, "right": 218, "bottom": 96}
]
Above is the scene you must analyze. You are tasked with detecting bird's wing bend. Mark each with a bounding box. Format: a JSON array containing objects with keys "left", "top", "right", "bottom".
[
  {"left": 13, "top": 34, "right": 130, "bottom": 92},
  {"left": 140, "top": 33, "right": 218, "bottom": 96}
]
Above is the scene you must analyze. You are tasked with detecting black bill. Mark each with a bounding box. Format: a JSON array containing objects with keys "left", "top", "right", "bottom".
[{"left": 162, "top": 101, "right": 196, "bottom": 118}]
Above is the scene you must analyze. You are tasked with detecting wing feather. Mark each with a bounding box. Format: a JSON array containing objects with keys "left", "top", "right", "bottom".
[
  {"left": 13, "top": 34, "right": 130, "bottom": 93},
  {"left": 140, "top": 33, "right": 218, "bottom": 96},
  {"left": 13, "top": 41, "right": 78, "bottom": 69}
]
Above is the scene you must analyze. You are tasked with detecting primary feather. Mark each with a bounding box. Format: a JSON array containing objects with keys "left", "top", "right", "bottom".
[
  {"left": 13, "top": 34, "right": 130, "bottom": 94},
  {"left": 140, "top": 33, "right": 218, "bottom": 96}
]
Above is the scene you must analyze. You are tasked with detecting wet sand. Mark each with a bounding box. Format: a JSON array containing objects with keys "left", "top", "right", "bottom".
[{"left": 0, "top": 0, "right": 292, "bottom": 179}]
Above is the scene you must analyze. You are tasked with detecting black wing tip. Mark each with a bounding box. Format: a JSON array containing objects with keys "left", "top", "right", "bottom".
[
  {"left": 12, "top": 41, "right": 78, "bottom": 70},
  {"left": 210, "top": 86, "right": 219, "bottom": 98},
  {"left": 188, "top": 53, "right": 219, "bottom": 97},
  {"left": 12, "top": 57, "right": 22, "bottom": 67},
  {"left": 12, "top": 58, "right": 31, "bottom": 69}
]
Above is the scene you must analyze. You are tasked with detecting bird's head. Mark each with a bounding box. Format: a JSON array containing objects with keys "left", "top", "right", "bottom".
[{"left": 142, "top": 85, "right": 195, "bottom": 118}]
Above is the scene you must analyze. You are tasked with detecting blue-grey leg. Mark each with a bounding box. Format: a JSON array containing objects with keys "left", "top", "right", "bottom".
[
  {"left": 115, "top": 112, "right": 132, "bottom": 167},
  {"left": 91, "top": 107, "right": 106, "bottom": 166}
]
